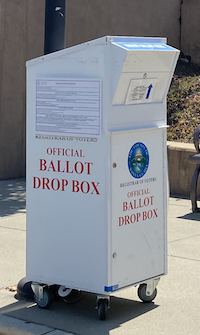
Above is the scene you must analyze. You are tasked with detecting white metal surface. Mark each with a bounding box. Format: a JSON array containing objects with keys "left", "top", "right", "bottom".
[
  {"left": 110, "top": 128, "right": 167, "bottom": 289},
  {"left": 26, "top": 36, "right": 179, "bottom": 295}
]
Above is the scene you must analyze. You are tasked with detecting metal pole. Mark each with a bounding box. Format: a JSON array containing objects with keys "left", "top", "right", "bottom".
[{"left": 44, "top": 0, "right": 66, "bottom": 55}]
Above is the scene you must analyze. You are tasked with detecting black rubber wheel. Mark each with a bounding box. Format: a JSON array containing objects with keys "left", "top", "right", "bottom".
[
  {"left": 62, "top": 289, "right": 82, "bottom": 303},
  {"left": 35, "top": 287, "right": 54, "bottom": 309},
  {"left": 98, "top": 299, "right": 108, "bottom": 320},
  {"left": 138, "top": 284, "right": 157, "bottom": 303}
]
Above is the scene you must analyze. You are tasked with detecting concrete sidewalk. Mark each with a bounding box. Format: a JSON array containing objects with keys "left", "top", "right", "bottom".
[{"left": 0, "top": 178, "right": 200, "bottom": 335}]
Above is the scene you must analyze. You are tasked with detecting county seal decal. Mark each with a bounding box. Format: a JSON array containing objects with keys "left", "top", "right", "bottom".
[{"left": 128, "top": 142, "right": 149, "bottom": 179}]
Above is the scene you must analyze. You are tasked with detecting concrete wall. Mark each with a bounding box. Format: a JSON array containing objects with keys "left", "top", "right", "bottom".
[
  {"left": 0, "top": 0, "right": 181, "bottom": 180},
  {"left": 181, "top": 0, "right": 200, "bottom": 64},
  {"left": 66, "top": 0, "right": 180, "bottom": 49},
  {"left": 2, "top": 0, "right": 200, "bottom": 181},
  {"left": 0, "top": 0, "right": 45, "bottom": 180},
  {"left": 66, "top": 0, "right": 200, "bottom": 64},
  {"left": 167, "top": 142, "right": 200, "bottom": 198}
]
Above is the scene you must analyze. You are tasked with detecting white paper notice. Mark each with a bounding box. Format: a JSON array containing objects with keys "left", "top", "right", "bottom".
[
  {"left": 35, "top": 78, "right": 101, "bottom": 137},
  {"left": 125, "top": 78, "right": 157, "bottom": 105}
]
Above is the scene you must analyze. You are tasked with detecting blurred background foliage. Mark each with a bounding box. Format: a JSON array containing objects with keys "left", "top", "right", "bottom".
[{"left": 167, "top": 59, "right": 200, "bottom": 143}]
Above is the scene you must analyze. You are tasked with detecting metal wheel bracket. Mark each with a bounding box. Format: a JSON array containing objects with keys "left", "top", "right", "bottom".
[
  {"left": 31, "top": 283, "right": 47, "bottom": 302},
  {"left": 96, "top": 295, "right": 110, "bottom": 309},
  {"left": 144, "top": 278, "right": 160, "bottom": 296}
]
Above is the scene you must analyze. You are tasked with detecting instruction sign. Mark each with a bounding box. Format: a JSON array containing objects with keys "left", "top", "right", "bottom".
[
  {"left": 125, "top": 79, "right": 157, "bottom": 104},
  {"left": 35, "top": 78, "right": 101, "bottom": 137}
]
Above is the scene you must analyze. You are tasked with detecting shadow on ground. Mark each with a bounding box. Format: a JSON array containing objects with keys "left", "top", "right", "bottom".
[
  {"left": 178, "top": 212, "right": 200, "bottom": 221},
  {"left": 0, "top": 178, "right": 26, "bottom": 217},
  {"left": 0, "top": 292, "right": 158, "bottom": 335}
]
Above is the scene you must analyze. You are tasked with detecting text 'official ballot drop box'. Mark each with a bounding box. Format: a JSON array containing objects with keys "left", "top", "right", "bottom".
[{"left": 26, "top": 36, "right": 179, "bottom": 319}]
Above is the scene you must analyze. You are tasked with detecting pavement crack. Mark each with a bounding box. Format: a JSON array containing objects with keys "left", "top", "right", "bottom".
[
  {"left": 0, "top": 225, "right": 25, "bottom": 232},
  {"left": 42, "top": 329, "right": 80, "bottom": 335},
  {"left": 168, "top": 233, "right": 200, "bottom": 243},
  {"left": 168, "top": 254, "right": 200, "bottom": 262}
]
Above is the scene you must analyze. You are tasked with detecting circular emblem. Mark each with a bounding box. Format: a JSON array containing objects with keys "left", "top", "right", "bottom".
[{"left": 128, "top": 142, "right": 149, "bottom": 179}]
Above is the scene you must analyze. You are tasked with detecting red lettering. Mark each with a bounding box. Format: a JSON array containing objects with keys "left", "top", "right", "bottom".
[
  {"left": 143, "top": 211, "right": 147, "bottom": 221},
  {"left": 47, "top": 160, "right": 56, "bottom": 172},
  {"left": 91, "top": 182, "right": 100, "bottom": 195},
  {"left": 74, "top": 162, "right": 84, "bottom": 174},
  {"left": 40, "top": 159, "right": 47, "bottom": 171},
  {"left": 123, "top": 202, "right": 128, "bottom": 211},
  {"left": 47, "top": 148, "right": 52, "bottom": 155},
  {"left": 80, "top": 181, "right": 90, "bottom": 194},
  {"left": 150, "top": 196, "right": 154, "bottom": 206},
  {"left": 138, "top": 198, "right": 143, "bottom": 208},
  {"left": 129, "top": 201, "right": 133, "bottom": 210},
  {"left": 130, "top": 213, "right": 141, "bottom": 223},
  {"left": 80, "top": 150, "right": 85, "bottom": 157},
  {"left": 119, "top": 212, "right": 141, "bottom": 226},
  {"left": 65, "top": 149, "right": 70, "bottom": 156},
  {"left": 148, "top": 210, "right": 153, "bottom": 219},
  {"left": 125, "top": 215, "right": 130, "bottom": 225},
  {"left": 130, "top": 214, "right": 136, "bottom": 223},
  {"left": 74, "top": 150, "right": 79, "bottom": 157},
  {"left": 57, "top": 148, "right": 62, "bottom": 156},
  {"left": 119, "top": 217, "right": 124, "bottom": 226},
  {"left": 153, "top": 208, "right": 158, "bottom": 217},
  {"left": 61, "top": 179, "right": 68, "bottom": 191},
  {"left": 57, "top": 160, "right": 64, "bottom": 173},
  {"left": 143, "top": 209, "right": 157, "bottom": 221},
  {"left": 51, "top": 178, "right": 60, "bottom": 191},
  {"left": 33, "top": 177, "right": 41, "bottom": 189},
  {"left": 84, "top": 162, "right": 93, "bottom": 175},
  {"left": 136, "top": 212, "right": 141, "bottom": 222},
  {"left": 42, "top": 178, "right": 50, "bottom": 190},
  {"left": 144, "top": 197, "right": 149, "bottom": 206},
  {"left": 72, "top": 180, "right": 79, "bottom": 192},
  {"left": 66, "top": 161, "right": 73, "bottom": 173}
]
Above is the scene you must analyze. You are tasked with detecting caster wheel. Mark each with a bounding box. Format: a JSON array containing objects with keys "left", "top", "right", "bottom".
[
  {"left": 34, "top": 287, "right": 54, "bottom": 309},
  {"left": 98, "top": 299, "right": 108, "bottom": 320},
  {"left": 138, "top": 284, "right": 157, "bottom": 303},
  {"left": 58, "top": 286, "right": 72, "bottom": 298},
  {"left": 62, "top": 289, "right": 82, "bottom": 303}
]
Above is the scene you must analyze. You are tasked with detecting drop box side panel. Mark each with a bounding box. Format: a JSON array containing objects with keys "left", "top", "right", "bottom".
[
  {"left": 26, "top": 137, "right": 109, "bottom": 294},
  {"left": 26, "top": 44, "right": 110, "bottom": 294},
  {"left": 110, "top": 128, "right": 167, "bottom": 289}
]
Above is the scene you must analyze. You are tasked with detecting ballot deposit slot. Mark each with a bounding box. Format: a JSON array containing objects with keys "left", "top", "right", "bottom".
[{"left": 26, "top": 36, "right": 179, "bottom": 319}]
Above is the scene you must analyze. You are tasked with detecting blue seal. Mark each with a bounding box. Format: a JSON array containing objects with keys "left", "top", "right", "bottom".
[{"left": 128, "top": 142, "right": 149, "bottom": 179}]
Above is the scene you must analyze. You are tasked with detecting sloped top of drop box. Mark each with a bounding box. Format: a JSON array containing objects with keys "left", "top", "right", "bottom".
[{"left": 26, "top": 35, "right": 178, "bottom": 67}]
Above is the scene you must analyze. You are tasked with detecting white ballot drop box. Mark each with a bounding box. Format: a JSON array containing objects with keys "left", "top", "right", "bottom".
[{"left": 26, "top": 36, "right": 179, "bottom": 319}]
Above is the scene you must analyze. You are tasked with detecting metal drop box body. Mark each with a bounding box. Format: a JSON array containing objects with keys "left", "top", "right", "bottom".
[{"left": 26, "top": 36, "right": 179, "bottom": 297}]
